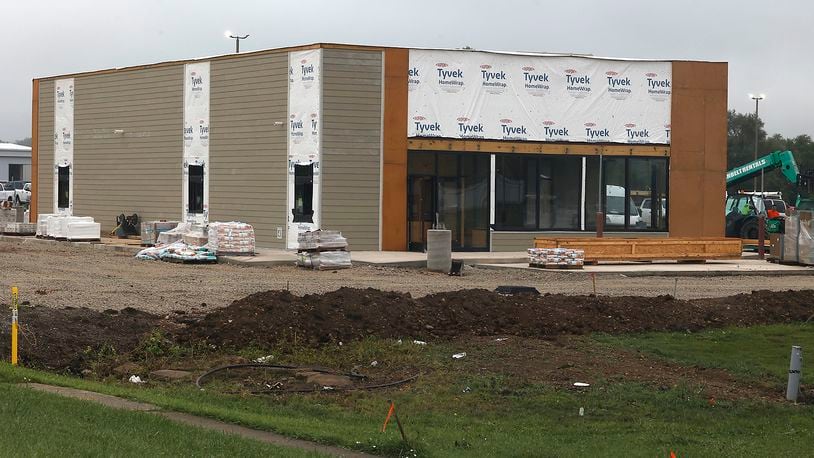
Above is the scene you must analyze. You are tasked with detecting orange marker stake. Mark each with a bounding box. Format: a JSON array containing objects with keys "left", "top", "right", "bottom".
[{"left": 382, "top": 401, "right": 395, "bottom": 432}]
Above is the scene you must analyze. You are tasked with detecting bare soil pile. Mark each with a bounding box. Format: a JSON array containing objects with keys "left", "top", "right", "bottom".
[
  {"left": 177, "top": 287, "right": 814, "bottom": 349},
  {"left": 0, "top": 306, "right": 159, "bottom": 370}
]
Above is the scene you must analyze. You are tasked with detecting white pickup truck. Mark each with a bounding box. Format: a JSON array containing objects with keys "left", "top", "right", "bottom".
[{"left": 0, "top": 182, "right": 31, "bottom": 205}]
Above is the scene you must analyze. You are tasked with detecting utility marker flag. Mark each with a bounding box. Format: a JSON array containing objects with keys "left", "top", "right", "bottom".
[{"left": 381, "top": 401, "right": 395, "bottom": 432}]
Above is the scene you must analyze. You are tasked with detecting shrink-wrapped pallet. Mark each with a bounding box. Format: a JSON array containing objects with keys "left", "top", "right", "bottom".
[
  {"left": 207, "top": 222, "right": 255, "bottom": 255},
  {"left": 66, "top": 221, "right": 101, "bottom": 241}
]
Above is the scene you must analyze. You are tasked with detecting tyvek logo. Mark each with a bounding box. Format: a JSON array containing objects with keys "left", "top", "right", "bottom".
[
  {"left": 480, "top": 64, "right": 507, "bottom": 94},
  {"left": 645, "top": 72, "right": 671, "bottom": 101},
  {"left": 542, "top": 120, "right": 569, "bottom": 140},
  {"left": 664, "top": 123, "right": 671, "bottom": 142},
  {"left": 310, "top": 113, "right": 319, "bottom": 138},
  {"left": 605, "top": 70, "right": 631, "bottom": 100},
  {"left": 68, "top": 84, "right": 74, "bottom": 104},
  {"left": 183, "top": 124, "right": 194, "bottom": 147},
  {"left": 413, "top": 115, "right": 442, "bottom": 137},
  {"left": 300, "top": 58, "right": 316, "bottom": 88},
  {"left": 584, "top": 122, "right": 610, "bottom": 142},
  {"left": 435, "top": 62, "right": 465, "bottom": 93},
  {"left": 500, "top": 118, "right": 528, "bottom": 141},
  {"left": 198, "top": 119, "right": 209, "bottom": 147},
  {"left": 56, "top": 86, "right": 66, "bottom": 107},
  {"left": 522, "top": 66, "right": 550, "bottom": 97},
  {"left": 190, "top": 71, "right": 204, "bottom": 94},
  {"left": 290, "top": 114, "right": 305, "bottom": 143},
  {"left": 565, "top": 68, "right": 591, "bottom": 99},
  {"left": 456, "top": 117, "right": 485, "bottom": 139},
  {"left": 60, "top": 127, "right": 72, "bottom": 148},
  {"left": 624, "top": 123, "right": 650, "bottom": 143},
  {"left": 408, "top": 66, "right": 421, "bottom": 91}
]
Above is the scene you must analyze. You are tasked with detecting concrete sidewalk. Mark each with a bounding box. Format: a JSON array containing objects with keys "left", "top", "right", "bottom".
[{"left": 24, "top": 383, "right": 371, "bottom": 457}]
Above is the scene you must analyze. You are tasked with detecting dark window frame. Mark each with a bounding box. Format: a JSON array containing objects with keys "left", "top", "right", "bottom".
[
  {"left": 57, "top": 165, "right": 70, "bottom": 209},
  {"left": 188, "top": 164, "right": 204, "bottom": 214},
  {"left": 292, "top": 163, "right": 315, "bottom": 223}
]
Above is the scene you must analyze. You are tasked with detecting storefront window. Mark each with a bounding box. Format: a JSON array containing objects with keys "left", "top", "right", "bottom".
[
  {"left": 495, "top": 154, "right": 668, "bottom": 232},
  {"left": 496, "top": 155, "right": 582, "bottom": 230}
]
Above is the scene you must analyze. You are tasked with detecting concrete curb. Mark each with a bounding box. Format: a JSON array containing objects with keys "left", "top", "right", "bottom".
[
  {"left": 473, "top": 263, "right": 814, "bottom": 277},
  {"left": 23, "top": 382, "right": 372, "bottom": 457}
]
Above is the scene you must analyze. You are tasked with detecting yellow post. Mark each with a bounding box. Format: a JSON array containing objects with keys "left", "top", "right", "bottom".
[{"left": 11, "top": 286, "right": 18, "bottom": 366}]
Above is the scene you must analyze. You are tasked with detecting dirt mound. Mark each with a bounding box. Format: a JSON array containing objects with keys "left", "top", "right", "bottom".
[
  {"left": 0, "top": 306, "right": 160, "bottom": 371},
  {"left": 178, "top": 287, "right": 814, "bottom": 350}
]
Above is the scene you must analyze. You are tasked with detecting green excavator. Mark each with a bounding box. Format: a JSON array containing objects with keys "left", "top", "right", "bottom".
[{"left": 725, "top": 150, "right": 814, "bottom": 238}]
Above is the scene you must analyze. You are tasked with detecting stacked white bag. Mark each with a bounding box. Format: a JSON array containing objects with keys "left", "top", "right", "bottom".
[
  {"left": 528, "top": 248, "right": 585, "bottom": 268},
  {"left": 207, "top": 222, "right": 255, "bottom": 255}
]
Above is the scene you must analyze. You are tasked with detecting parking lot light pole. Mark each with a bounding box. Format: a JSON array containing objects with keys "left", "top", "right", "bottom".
[
  {"left": 224, "top": 31, "right": 249, "bottom": 53},
  {"left": 749, "top": 93, "right": 766, "bottom": 259}
]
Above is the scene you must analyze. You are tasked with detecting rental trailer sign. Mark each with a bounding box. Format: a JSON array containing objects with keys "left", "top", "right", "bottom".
[{"left": 407, "top": 50, "right": 672, "bottom": 144}]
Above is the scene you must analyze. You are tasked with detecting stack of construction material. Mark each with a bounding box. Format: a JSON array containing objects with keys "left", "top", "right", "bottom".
[
  {"left": 528, "top": 248, "right": 585, "bottom": 269},
  {"left": 207, "top": 222, "right": 255, "bottom": 256},
  {"left": 296, "top": 230, "right": 351, "bottom": 270},
  {"left": 46, "top": 215, "right": 99, "bottom": 240},
  {"left": 782, "top": 210, "right": 814, "bottom": 264},
  {"left": 135, "top": 240, "right": 216, "bottom": 263},
  {"left": 66, "top": 221, "right": 102, "bottom": 241},
  {"left": 3, "top": 222, "right": 36, "bottom": 235},
  {"left": 36, "top": 214, "right": 56, "bottom": 237},
  {"left": 157, "top": 222, "right": 192, "bottom": 245}
]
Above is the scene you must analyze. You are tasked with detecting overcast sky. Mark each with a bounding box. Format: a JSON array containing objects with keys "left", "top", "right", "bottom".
[{"left": 1, "top": 0, "right": 810, "bottom": 142}]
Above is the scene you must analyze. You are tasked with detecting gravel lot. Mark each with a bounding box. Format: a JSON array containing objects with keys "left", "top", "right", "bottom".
[{"left": 2, "top": 238, "right": 814, "bottom": 313}]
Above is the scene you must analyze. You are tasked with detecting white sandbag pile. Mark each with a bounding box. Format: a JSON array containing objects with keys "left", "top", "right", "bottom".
[
  {"left": 207, "top": 222, "right": 255, "bottom": 256},
  {"left": 528, "top": 248, "right": 585, "bottom": 269}
]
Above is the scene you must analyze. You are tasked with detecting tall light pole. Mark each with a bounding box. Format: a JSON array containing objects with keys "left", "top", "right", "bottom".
[
  {"left": 748, "top": 93, "right": 766, "bottom": 193},
  {"left": 749, "top": 93, "right": 767, "bottom": 259},
  {"left": 224, "top": 31, "right": 249, "bottom": 53}
]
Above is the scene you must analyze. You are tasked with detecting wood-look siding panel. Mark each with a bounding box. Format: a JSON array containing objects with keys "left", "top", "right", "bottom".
[
  {"left": 72, "top": 66, "right": 184, "bottom": 229},
  {"left": 209, "top": 51, "right": 288, "bottom": 248},
  {"left": 321, "top": 49, "right": 383, "bottom": 250},
  {"left": 37, "top": 80, "right": 54, "bottom": 214}
]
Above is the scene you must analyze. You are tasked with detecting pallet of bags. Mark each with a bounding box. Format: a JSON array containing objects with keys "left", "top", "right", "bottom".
[
  {"left": 36, "top": 214, "right": 56, "bottom": 237},
  {"left": 315, "top": 250, "right": 352, "bottom": 270},
  {"left": 527, "top": 248, "right": 584, "bottom": 269},
  {"left": 207, "top": 222, "right": 255, "bottom": 256}
]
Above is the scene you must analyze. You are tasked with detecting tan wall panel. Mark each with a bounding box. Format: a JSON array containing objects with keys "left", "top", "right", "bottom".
[
  {"left": 73, "top": 66, "right": 183, "bottom": 230},
  {"left": 669, "top": 61, "right": 728, "bottom": 238},
  {"left": 209, "top": 51, "right": 288, "bottom": 248},
  {"left": 320, "top": 49, "right": 383, "bottom": 250},
  {"left": 37, "top": 80, "right": 54, "bottom": 215}
]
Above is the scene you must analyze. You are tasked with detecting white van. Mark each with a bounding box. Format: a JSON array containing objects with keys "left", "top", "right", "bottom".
[{"left": 605, "top": 185, "right": 640, "bottom": 227}]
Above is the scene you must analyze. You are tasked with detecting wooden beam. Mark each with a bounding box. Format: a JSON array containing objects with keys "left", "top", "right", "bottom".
[{"left": 407, "top": 139, "right": 670, "bottom": 157}]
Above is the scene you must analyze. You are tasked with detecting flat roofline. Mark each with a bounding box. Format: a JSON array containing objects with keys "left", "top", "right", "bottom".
[{"left": 33, "top": 42, "right": 727, "bottom": 82}]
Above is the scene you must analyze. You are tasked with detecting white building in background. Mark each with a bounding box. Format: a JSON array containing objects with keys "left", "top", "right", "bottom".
[{"left": 0, "top": 143, "right": 31, "bottom": 182}]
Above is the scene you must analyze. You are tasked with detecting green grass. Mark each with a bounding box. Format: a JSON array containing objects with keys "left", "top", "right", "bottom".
[
  {"left": 595, "top": 323, "right": 814, "bottom": 383},
  {"left": 4, "top": 333, "right": 814, "bottom": 457},
  {"left": 0, "top": 382, "right": 321, "bottom": 457}
]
